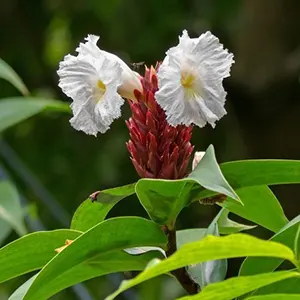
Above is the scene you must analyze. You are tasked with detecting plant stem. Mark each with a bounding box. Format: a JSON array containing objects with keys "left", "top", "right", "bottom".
[{"left": 163, "top": 225, "right": 200, "bottom": 295}]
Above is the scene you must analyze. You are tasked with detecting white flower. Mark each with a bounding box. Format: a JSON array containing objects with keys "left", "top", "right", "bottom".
[
  {"left": 155, "top": 30, "right": 234, "bottom": 128},
  {"left": 57, "top": 35, "right": 142, "bottom": 136}
]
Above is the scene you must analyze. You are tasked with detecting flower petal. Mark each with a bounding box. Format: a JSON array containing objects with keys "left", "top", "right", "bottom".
[
  {"left": 77, "top": 35, "right": 142, "bottom": 100},
  {"left": 58, "top": 54, "right": 99, "bottom": 100},
  {"left": 194, "top": 31, "right": 234, "bottom": 78},
  {"left": 58, "top": 39, "right": 125, "bottom": 136},
  {"left": 156, "top": 30, "right": 234, "bottom": 128},
  {"left": 70, "top": 99, "right": 106, "bottom": 136},
  {"left": 76, "top": 35, "right": 102, "bottom": 58}
]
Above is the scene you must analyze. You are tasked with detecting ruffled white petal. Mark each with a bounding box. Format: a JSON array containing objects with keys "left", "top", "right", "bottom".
[
  {"left": 58, "top": 34, "right": 141, "bottom": 135},
  {"left": 58, "top": 37, "right": 124, "bottom": 136},
  {"left": 156, "top": 30, "right": 234, "bottom": 128},
  {"left": 57, "top": 54, "right": 99, "bottom": 100},
  {"left": 70, "top": 87, "right": 124, "bottom": 135},
  {"left": 76, "top": 35, "right": 102, "bottom": 58},
  {"left": 76, "top": 35, "right": 142, "bottom": 100}
]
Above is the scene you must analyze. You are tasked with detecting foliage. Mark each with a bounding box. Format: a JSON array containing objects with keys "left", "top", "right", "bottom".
[{"left": 1, "top": 42, "right": 300, "bottom": 300}]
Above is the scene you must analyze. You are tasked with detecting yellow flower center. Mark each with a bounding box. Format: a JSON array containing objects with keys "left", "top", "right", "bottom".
[
  {"left": 97, "top": 80, "right": 106, "bottom": 91},
  {"left": 95, "top": 80, "right": 106, "bottom": 103},
  {"left": 181, "top": 72, "right": 195, "bottom": 89}
]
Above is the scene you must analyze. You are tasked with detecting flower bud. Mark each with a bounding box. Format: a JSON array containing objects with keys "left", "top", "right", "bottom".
[
  {"left": 102, "top": 50, "right": 143, "bottom": 100},
  {"left": 127, "top": 66, "right": 194, "bottom": 179}
]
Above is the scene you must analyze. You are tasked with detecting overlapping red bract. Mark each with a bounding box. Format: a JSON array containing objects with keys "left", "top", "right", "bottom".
[{"left": 126, "top": 66, "right": 194, "bottom": 179}]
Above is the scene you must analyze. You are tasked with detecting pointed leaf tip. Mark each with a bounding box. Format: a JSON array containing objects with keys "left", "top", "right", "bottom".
[
  {"left": 0, "top": 58, "right": 29, "bottom": 96},
  {"left": 189, "top": 145, "right": 241, "bottom": 203}
]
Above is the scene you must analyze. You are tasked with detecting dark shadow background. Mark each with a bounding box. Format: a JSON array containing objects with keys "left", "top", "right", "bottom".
[{"left": 1, "top": 0, "right": 300, "bottom": 299}]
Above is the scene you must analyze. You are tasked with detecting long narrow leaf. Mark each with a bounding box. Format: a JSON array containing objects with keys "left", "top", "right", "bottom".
[
  {"left": 240, "top": 215, "right": 300, "bottom": 276},
  {"left": 178, "top": 271, "right": 300, "bottom": 300},
  {"left": 246, "top": 294, "right": 300, "bottom": 300},
  {"left": 0, "top": 229, "right": 82, "bottom": 283},
  {"left": 23, "top": 217, "right": 167, "bottom": 300},
  {"left": 105, "top": 234, "right": 297, "bottom": 300},
  {"left": 0, "top": 180, "right": 27, "bottom": 236},
  {"left": 0, "top": 58, "right": 29, "bottom": 95},
  {"left": 0, "top": 97, "right": 70, "bottom": 132}
]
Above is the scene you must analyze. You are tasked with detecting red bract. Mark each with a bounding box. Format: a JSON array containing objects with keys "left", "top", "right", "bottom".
[{"left": 126, "top": 66, "right": 194, "bottom": 179}]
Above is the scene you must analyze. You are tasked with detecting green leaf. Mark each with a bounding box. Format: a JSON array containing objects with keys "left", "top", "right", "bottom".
[
  {"left": 135, "top": 145, "right": 239, "bottom": 225},
  {"left": 176, "top": 227, "right": 226, "bottom": 288},
  {"left": 0, "top": 229, "right": 81, "bottom": 283},
  {"left": 217, "top": 208, "right": 256, "bottom": 234},
  {"left": 105, "top": 234, "right": 297, "bottom": 300},
  {"left": 23, "top": 217, "right": 167, "bottom": 300},
  {"left": 197, "top": 211, "right": 227, "bottom": 288},
  {"left": 221, "top": 159, "right": 300, "bottom": 188},
  {"left": 9, "top": 274, "right": 39, "bottom": 300},
  {"left": 221, "top": 186, "right": 288, "bottom": 233},
  {"left": 178, "top": 271, "right": 300, "bottom": 300},
  {"left": 246, "top": 295, "right": 300, "bottom": 300},
  {"left": 135, "top": 179, "right": 193, "bottom": 226},
  {"left": 0, "top": 58, "right": 29, "bottom": 96},
  {"left": 0, "top": 180, "right": 27, "bottom": 236},
  {"left": 250, "top": 276, "right": 300, "bottom": 296},
  {"left": 188, "top": 145, "right": 239, "bottom": 202},
  {"left": 0, "top": 218, "right": 12, "bottom": 245},
  {"left": 71, "top": 183, "right": 136, "bottom": 231},
  {"left": 10, "top": 251, "right": 163, "bottom": 300},
  {"left": 196, "top": 159, "right": 300, "bottom": 201},
  {"left": 138, "top": 277, "right": 163, "bottom": 300},
  {"left": 182, "top": 210, "right": 228, "bottom": 289},
  {"left": 136, "top": 153, "right": 300, "bottom": 228},
  {"left": 0, "top": 97, "right": 70, "bottom": 132},
  {"left": 176, "top": 229, "right": 207, "bottom": 248},
  {"left": 294, "top": 223, "right": 300, "bottom": 262},
  {"left": 240, "top": 215, "right": 300, "bottom": 277},
  {"left": 178, "top": 209, "right": 253, "bottom": 288},
  {"left": 194, "top": 160, "right": 300, "bottom": 230}
]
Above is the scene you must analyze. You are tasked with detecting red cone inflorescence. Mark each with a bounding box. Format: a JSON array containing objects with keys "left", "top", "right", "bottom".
[{"left": 126, "top": 65, "right": 194, "bottom": 180}]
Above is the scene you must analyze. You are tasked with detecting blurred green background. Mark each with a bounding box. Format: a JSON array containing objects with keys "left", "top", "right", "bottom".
[{"left": 1, "top": 0, "right": 300, "bottom": 299}]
